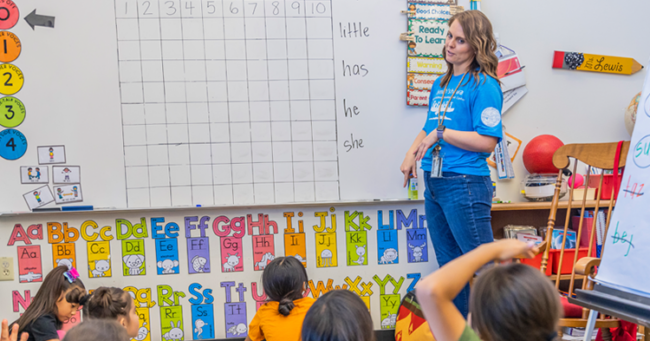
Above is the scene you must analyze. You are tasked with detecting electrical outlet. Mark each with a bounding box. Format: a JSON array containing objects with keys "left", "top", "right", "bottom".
[{"left": 0, "top": 257, "right": 14, "bottom": 281}]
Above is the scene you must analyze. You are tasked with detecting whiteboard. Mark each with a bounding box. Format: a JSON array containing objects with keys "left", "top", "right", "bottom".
[
  {"left": 0, "top": 201, "right": 435, "bottom": 338},
  {"left": 0, "top": 0, "right": 436, "bottom": 212},
  {"left": 596, "top": 60, "right": 650, "bottom": 297}
]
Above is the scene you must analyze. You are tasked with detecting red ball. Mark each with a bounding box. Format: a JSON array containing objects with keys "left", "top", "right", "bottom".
[{"left": 522, "top": 135, "right": 565, "bottom": 174}]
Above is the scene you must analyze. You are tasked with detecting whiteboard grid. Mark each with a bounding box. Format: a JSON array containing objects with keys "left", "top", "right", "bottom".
[{"left": 114, "top": 0, "right": 340, "bottom": 208}]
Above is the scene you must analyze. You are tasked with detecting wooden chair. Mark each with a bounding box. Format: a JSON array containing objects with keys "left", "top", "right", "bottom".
[{"left": 540, "top": 142, "right": 630, "bottom": 337}]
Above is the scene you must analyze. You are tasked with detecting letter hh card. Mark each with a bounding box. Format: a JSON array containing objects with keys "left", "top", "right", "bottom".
[{"left": 252, "top": 235, "right": 275, "bottom": 271}]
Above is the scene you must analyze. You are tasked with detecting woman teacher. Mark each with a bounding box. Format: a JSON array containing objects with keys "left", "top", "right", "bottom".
[{"left": 400, "top": 11, "right": 503, "bottom": 317}]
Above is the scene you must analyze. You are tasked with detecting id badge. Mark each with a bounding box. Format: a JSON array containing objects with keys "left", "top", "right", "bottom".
[{"left": 430, "top": 147, "right": 443, "bottom": 178}]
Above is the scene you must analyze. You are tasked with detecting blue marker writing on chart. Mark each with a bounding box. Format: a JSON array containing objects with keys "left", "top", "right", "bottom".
[{"left": 611, "top": 222, "right": 635, "bottom": 257}]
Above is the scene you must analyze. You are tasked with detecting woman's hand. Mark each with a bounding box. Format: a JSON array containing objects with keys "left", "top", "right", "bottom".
[
  {"left": 400, "top": 153, "right": 417, "bottom": 188},
  {"left": 414, "top": 132, "right": 438, "bottom": 161},
  {"left": 1, "top": 320, "right": 28, "bottom": 341},
  {"left": 489, "top": 239, "right": 539, "bottom": 261}
]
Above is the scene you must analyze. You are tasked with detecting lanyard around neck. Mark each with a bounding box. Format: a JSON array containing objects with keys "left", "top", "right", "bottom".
[{"left": 436, "top": 72, "right": 467, "bottom": 127}]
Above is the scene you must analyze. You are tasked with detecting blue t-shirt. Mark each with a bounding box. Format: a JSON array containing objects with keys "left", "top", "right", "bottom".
[{"left": 421, "top": 72, "right": 503, "bottom": 176}]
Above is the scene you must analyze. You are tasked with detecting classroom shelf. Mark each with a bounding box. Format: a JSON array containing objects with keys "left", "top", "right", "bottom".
[{"left": 492, "top": 200, "right": 615, "bottom": 212}]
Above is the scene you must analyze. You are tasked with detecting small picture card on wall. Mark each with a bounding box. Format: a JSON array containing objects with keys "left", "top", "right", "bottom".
[
  {"left": 53, "top": 184, "right": 83, "bottom": 204},
  {"left": 417, "top": 0, "right": 456, "bottom": 4},
  {"left": 20, "top": 166, "right": 48, "bottom": 184},
  {"left": 23, "top": 185, "right": 55, "bottom": 209},
  {"left": 37, "top": 145, "right": 66, "bottom": 164},
  {"left": 407, "top": 57, "right": 448, "bottom": 74},
  {"left": 407, "top": 89, "right": 431, "bottom": 106},
  {"left": 408, "top": 19, "right": 447, "bottom": 58},
  {"left": 405, "top": 3, "right": 453, "bottom": 21},
  {"left": 407, "top": 73, "right": 439, "bottom": 91},
  {"left": 52, "top": 166, "right": 81, "bottom": 184}
]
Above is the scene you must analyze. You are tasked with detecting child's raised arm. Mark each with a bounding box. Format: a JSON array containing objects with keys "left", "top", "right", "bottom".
[
  {"left": 415, "top": 239, "right": 538, "bottom": 341},
  {"left": 2, "top": 320, "right": 28, "bottom": 341}
]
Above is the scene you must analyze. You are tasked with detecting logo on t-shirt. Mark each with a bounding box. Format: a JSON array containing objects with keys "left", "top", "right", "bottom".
[{"left": 481, "top": 107, "right": 501, "bottom": 127}]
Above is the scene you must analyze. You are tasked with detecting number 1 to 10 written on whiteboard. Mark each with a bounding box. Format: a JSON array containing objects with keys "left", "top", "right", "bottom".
[{"left": 117, "top": 0, "right": 332, "bottom": 19}]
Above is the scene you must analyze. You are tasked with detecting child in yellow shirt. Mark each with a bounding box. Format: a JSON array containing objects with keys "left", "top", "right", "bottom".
[{"left": 246, "top": 256, "right": 314, "bottom": 341}]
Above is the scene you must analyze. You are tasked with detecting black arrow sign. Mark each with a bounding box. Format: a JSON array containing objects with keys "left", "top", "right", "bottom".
[{"left": 24, "top": 9, "right": 55, "bottom": 30}]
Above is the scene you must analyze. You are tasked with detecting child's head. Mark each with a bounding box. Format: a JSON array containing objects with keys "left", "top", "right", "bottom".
[
  {"left": 62, "top": 320, "right": 130, "bottom": 341},
  {"left": 13, "top": 266, "right": 86, "bottom": 331},
  {"left": 301, "top": 290, "right": 375, "bottom": 341},
  {"left": 470, "top": 263, "right": 562, "bottom": 341},
  {"left": 262, "top": 256, "right": 308, "bottom": 316},
  {"left": 81, "top": 287, "right": 139, "bottom": 338}
]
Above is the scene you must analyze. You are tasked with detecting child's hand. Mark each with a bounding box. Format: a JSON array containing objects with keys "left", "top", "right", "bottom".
[
  {"left": 491, "top": 239, "right": 539, "bottom": 261},
  {"left": 1, "top": 319, "right": 28, "bottom": 341}
]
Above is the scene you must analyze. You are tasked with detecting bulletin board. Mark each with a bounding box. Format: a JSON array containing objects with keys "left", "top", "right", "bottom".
[{"left": 0, "top": 202, "right": 434, "bottom": 339}]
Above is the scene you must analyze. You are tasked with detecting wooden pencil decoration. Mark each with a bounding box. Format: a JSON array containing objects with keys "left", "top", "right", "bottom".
[{"left": 552, "top": 51, "right": 643, "bottom": 75}]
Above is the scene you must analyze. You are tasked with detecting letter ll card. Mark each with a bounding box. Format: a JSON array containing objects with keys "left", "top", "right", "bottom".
[{"left": 23, "top": 185, "right": 55, "bottom": 209}]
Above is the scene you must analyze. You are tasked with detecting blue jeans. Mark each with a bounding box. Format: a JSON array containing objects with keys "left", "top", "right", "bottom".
[{"left": 423, "top": 171, "right": 494, "bottom": 318}]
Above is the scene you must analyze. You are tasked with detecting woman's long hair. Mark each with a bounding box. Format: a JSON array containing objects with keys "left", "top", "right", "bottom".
[{"left": 440, "top": 11, "right": 500, "bottom": 88}]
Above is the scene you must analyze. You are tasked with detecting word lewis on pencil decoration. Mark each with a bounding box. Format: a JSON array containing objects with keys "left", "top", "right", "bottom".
[
  {"left": 552, "top": 51, "right": 643, "bottom": 75},
  {"left": 339, "top": 22, "right": 370, "bottom": 38}
]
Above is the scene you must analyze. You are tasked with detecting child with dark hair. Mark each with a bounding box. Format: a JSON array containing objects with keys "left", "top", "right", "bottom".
[
  {"left": 10, "top": 266, "right": 86, "bottom": 341},
  {"left": 301, "top": 290, "right": 375, "bottom": 341},
  {"left": 61, "top": 320, "right": 129, "bottom": 341},
  {"left": 79, "top": 287, "right": 140, "bottom": 338},
  {"left": 416, "top": 239, "right": 562, "bottom": 341},
  {"left": 246, "top": 256, "right": 314, "bottom": 341}
]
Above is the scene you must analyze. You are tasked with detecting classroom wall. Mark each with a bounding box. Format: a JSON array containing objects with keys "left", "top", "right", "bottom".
[{"left": 482, "top": 0, "right": 650, "bottom": 200}]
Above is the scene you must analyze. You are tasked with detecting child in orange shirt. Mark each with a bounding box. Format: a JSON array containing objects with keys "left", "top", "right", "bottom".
[{"left": 246, "top": 256, "right": 314, "bottom": 341}]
